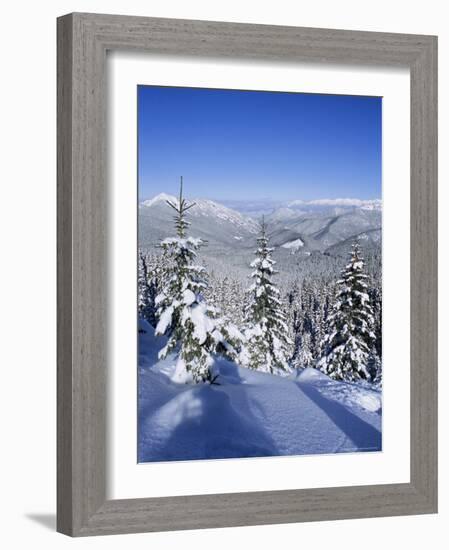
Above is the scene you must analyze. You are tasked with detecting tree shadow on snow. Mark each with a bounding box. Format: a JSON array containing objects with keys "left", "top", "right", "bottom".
[
  {"left": 141, "top": 362, "right": 278, "bottom": 462},
  {"left": 296, "top": 382, "right": 382, "bottom": 452}
]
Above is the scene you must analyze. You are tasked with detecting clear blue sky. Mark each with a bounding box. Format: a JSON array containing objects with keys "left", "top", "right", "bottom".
[{"left": 138, "top": 85, "right": 381, "bottom": 202}]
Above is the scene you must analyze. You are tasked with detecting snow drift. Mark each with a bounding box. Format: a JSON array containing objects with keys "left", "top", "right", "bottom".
[{"left": 138, "top": 321, "right": 382, "bottom": 463}]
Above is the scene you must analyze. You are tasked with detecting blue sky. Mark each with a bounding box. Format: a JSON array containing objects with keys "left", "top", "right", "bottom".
[{"left": 138, "top": 86, "right": 381, "bottom": 202}]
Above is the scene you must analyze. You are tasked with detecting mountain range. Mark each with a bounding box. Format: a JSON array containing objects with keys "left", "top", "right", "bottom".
[{"left": 139, "top": 193, "right": 382, "bottom": 278}]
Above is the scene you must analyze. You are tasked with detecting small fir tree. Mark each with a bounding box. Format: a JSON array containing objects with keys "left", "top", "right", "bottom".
[
  {"left": 293, "top": 332, "right": 314, "bottom": 370},
  {"left": 244, "top": 218, "right": 291, "bottom": 374},
  {"left": 368, "top": 352, "right": 382, "bottom": 387},
  {"left": 370, "top": 284, "right": 383, "bottom": 360},
  {"left": 317, "top": 241, "right": 376, "bottom": 381},
  {"left": 155, "top": 177, "right": 241, "bottom": 383},
  {"left": 138, "top": 251, "right": 152, "bottom": 323},
  {"left": 372, "top": 353, "right": 382, "bottom": 387},
  {"left": 138, "top": 250, "right": 160, "bottom": 327}
]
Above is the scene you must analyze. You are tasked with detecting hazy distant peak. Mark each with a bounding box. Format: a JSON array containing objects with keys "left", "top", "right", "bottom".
[
  {"left": 141, "top": 193, "right": 178, "bottom": 207},
  {"left": 287, "top": 198, "right": 381, "bottom": 209}
]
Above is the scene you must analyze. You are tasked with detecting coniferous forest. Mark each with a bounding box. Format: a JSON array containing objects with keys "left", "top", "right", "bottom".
[{"left": 138, "top": 181, "right": 382, "bottom": 387}]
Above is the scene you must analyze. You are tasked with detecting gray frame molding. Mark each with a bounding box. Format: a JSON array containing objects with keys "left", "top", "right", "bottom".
[{"left": 57, "top": 12, "right": 437, "bottom": 537}]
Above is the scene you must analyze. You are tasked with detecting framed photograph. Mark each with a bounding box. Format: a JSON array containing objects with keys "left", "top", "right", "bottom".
[{"left": 57, "top": 13, "right": 437, "bottom": 536}]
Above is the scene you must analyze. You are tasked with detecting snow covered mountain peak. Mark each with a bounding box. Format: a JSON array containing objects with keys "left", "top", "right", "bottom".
[
  {"left": 141, "top": 193, "right": 178, "bottom": 208},
  {"left": 188, "top": 198, "right": 259, "bottom": 232},
  {"left": 140, "top": 194, "right": 259, "bottom": 234}
]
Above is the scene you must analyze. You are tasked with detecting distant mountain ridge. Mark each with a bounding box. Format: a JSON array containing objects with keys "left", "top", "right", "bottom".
[
  {"left": 140, "top": 193, "right": 259, "bottom": 237},
  {"left": 286, "top": 198, "right": 381, "bottom": 209},
  {"left": 139, "top": 193, "right": 382, "bottom": 278},
  {"left": 141, "top": 194, "right": 381, "bottom": 216}
]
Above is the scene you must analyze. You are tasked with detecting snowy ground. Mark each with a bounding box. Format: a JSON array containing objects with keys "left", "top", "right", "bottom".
[{"left": 138, "top": 320, "right": 382, "bottom": 463}]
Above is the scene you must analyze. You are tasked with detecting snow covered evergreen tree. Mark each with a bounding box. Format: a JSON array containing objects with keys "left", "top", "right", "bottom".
[
  {"left": 286, "top": 284, "right": 301, "bottom": 363},
  {"left": 293, "top": 332, "right": 314, "bottom": 369},
  {"left": 370, "top": 284, "right": 383, "bottom": 361},
  {"left": 317, "top": 241, "right": 376, "bottom": 381},
  {"left": 154, "top": 177, "right": 241, "bottom": 383},
  {"left": 244, "top": 218, "right": 291, "bottom": 374},
  {"left": 368, "top": 352, "right": 382, "bottom": 386},
  {"left": 138, "top": 251, "right": 152, "bottom": 323},
  {"left": 138, "top": 250, "right": 161, "bottom": 327},
  {"left": 372, "top": 354, "right": 382, "bottom": 386},
  {"left": 229, "top": 278, "right": 245, "bottom": 326}
]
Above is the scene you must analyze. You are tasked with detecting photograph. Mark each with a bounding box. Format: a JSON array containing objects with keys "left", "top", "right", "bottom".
[{"left": 137, "top": 85, "right": 383, "bottom": 463}]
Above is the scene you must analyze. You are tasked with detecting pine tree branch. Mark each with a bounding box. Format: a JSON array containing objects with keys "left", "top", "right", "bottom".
[{"left": 166, "top": 200, "right": 180, "bottom": 212}]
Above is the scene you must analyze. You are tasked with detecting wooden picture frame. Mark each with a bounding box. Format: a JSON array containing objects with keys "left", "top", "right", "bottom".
[{"left": 57, "top": 12, "right": 438, "bottom": 536}]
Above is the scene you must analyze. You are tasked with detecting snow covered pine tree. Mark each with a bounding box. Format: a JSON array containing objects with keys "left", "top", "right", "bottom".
[
  {"left": 244, "top": 217, "right": 291, "bottom": 374},
  {"left": 138, "top": 250, "right": 158, "bottom": 327},
  {"left": 318, "top": 241, "right": 376, "bottom": 381},
  {"left": 154, "top": 177, "right": 241, "bottom": 383}
]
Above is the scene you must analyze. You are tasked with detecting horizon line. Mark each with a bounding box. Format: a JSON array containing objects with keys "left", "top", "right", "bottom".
[{"left": 139, "top": 193, "right": 382, "bottom": 203}]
